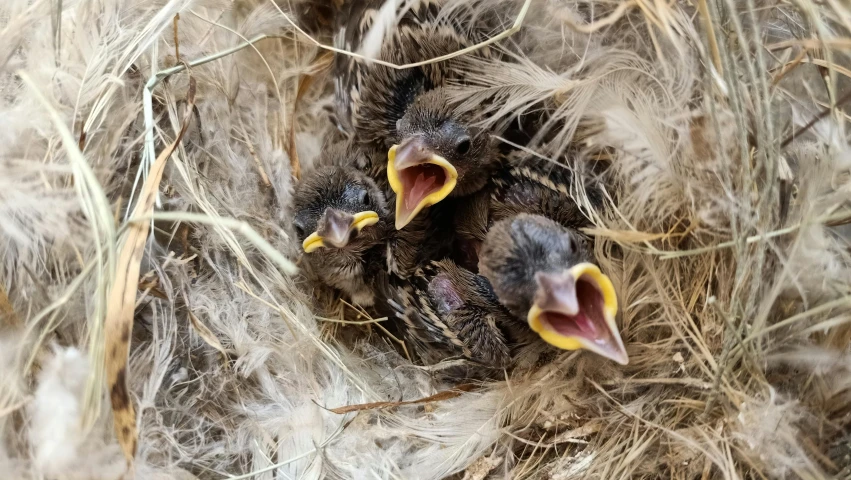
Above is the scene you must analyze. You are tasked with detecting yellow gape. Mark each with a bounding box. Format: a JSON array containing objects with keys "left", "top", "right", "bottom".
[
  {"left": 301, "top": 211, "right": 379, "bottom": 253},
  {"left": 387, "top": 144, "right": 458, "bottom": 230},
  {"left": 527, "top": 263, "right": 628, "bottom": 365}
]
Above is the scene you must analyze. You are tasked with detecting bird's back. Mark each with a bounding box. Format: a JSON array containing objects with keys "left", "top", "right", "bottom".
[
  {"left": 332, "top": 0, "right": 495, "bottom": 145},
  {"left": 385, "top": 258, "right": 519, "bottom": 381},
  {"left": 448, "top": 152, "right": 604, "bottom": 273},
  {"left": 491, "top": 154, "right": 603, "bottom": 229}
]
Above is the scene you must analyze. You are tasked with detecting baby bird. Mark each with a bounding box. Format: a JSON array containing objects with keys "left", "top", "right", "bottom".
[
  {"left": 292, "top": 165, "right": 391, "bottom": 307},
  {"left": 333, "top": 1, "right": 501, "bottom": 228},
  {"left": 452, "top": 154, "right": 601, "bottom": 272},
  {"left": 388, "top": 89, "right": 500, "bottom": 229},
  {"left": 387, "top": 258, "right": 530, "bottom": 381},
  {"left": 334, "top": 0, "right": 477, "bottom": 142},
  {"left": 478, "top": 214, "right": 629, "bottom": 365}
]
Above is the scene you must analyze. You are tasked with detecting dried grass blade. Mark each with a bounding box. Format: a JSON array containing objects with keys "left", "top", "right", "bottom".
[
  {"left": 188, "top": 311, "right": 229, "bottom": 359},
  {"left": 104, "top": 77, "right": 197, "bottom": 463},
  {"left": 696, "top": 0, "right": 721, "bottom": 74},
  {"left": 0, "top": 284, "right": 20, "bottom": 328},
  {"left": 268, "top": 0, "right": 532, "bottom": 70},
  {"left": 547, "top": 423, "right": 600, "bottom": 446},
  {"left": 329, "top": 384, "right": 477, "bottom": 414},
  {"left": 582, "top": 227, "right": 672, "bottom": 243}
]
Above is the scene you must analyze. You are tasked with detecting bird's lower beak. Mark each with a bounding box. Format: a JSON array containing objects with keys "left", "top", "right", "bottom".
[
  {"left": 527, "top": 263, "right": 628, "bottom": 365},
  {"left": 301, "top": 209, "right": 379, "bottom": 253},
  {"left": 351, "top": 210, "right": 380, "bottom": 231},
  {"left": 387, "top": 138, "right": 458, "bottom": 230}
]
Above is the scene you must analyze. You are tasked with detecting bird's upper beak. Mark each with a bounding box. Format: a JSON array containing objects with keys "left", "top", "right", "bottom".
[
  {"left": 387, "top": 137, "right": 458, "bottom": 230},
  {"left": 302, "top": 208, "right": 379, "bottom": 253},
  {"left": 526, "top": 263, "right": 628, "bottom": 365}
]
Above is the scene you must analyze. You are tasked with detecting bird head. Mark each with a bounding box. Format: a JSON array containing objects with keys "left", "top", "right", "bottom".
[
  {"left": 478, "top": 214, "right": 628, "bottom": 365},
  {"left": 293, "top": 166, "right": 388, "bottom": 253},
  {"left": 388, "top": 88, "right": 496, "bottom": 229}
]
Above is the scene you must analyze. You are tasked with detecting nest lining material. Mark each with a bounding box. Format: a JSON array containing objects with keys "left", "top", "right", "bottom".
[{"left": 1, "top": 0, "right": 851, "bottom": 478}]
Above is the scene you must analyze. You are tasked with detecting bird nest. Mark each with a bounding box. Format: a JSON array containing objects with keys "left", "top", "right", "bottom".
[{"left": 2, "top": 0, "right": 850, "bottom": 478}]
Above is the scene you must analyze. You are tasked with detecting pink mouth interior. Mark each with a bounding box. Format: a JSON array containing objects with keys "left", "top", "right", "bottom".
[
  {"left": 400, "top": 164, "right": 447, "bottom": 214},
  {"left": 540, "top": 278, "right": 613, "bottom": 345}
]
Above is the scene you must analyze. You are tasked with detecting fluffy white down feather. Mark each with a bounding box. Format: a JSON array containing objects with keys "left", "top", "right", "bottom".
[
  {"left": 27, "top": 346, "right": 126, "bottom": 480},
  {"left": 1, "top": 0, "right": 850, "bottom": 479}
]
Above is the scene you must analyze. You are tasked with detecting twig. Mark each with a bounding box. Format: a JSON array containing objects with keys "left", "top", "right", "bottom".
[
  {"left": 770, "top": 49, "right": 806, "bottom": 86},
  {"left": 766, "top": 38, "right": 851, "bottom": 51},
  {"left": 315, "top": 316, "right": 388, "bottom": 325},
  {"left": 187, "top": 310, "right": 231, "bottom": 359},
  {"left": 51, "top": 0, "right": 62, "bottom": 66},
  {"left": 173, "top": 13, "right": 180, "bottom": 61},
  {"left": 0, "top": 284, "right": 20, "bottom": 328},
  {"left": 402, "top": 358, "right": 474, "bottom": 373},
  {"left": 235, "top": 116, "right": 272, "bottom": 187},
  {"left": 696, "top": 0, "right": 722, "bottom": 75}
]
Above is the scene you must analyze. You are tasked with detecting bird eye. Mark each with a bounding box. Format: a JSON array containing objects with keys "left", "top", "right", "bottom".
[
  {"left": 395, "top": 118, "right": 403, "bottom": 132},
  {"left": 360, "top": 190, "right": 371, "bottom": 207},
  {"left": 293, "top": 220, "right": 305, "bottom": 238},
  {"left": 455, "top": 137, "right": 471, "bottom": 155}
]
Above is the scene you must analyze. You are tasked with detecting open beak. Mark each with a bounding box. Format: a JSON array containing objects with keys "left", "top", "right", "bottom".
[
  {"left": 527, "top": 263, "right": 628, "bottom": 365},
  {"left": 387, "top": 137, "right": 458, "bottom": 230},
  {"left": 301, "top": 209, "right": 379, "bottom": 253}
]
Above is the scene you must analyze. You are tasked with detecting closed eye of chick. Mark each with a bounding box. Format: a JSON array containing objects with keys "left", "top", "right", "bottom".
[
  {"left": 292, "top": 165, "right": 391, "bottom": 307},
  {"left": 478, "top": 213, "right": 628, "bottom": 365}
]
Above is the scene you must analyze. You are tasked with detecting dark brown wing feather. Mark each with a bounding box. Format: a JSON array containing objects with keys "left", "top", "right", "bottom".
[
  {"left": 451, "top": 153, "right": 604, "bottom": 272},
  {"left": 490, "top": 155, "right": 602, "bottom": 229},
  {"left": 386, "top": 259, "right": 516, "bottom": 381},
  {"left": 333, "top": 0, "right": 494, "bottom": 145}
]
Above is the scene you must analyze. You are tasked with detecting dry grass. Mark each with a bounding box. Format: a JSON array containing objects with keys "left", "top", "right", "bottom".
[{"left": 1, "top": 0, "right": 850, "bottom": 479}]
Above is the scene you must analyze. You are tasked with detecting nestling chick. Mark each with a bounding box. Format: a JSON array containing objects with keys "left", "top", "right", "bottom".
[
  {"left": 387, "top": 258, "right": 522, "bottom": 381},
  {"left": 388, "top": 89, "right": 500, "bottom": 229},
  {"left": 452, "top": 154, "right": 602, "bottom": 272},
  {"left": 292, "top": 165, "right": 391, "bottom": 306},
  {"left": 478, "top": 214, "right": 628, "bottom": 365},
  {"left": 333, "top": 1, "right": 500, "bottom": 228},
  {"left": 334, "top": 1, "right": 483, "bottom": 142}
]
